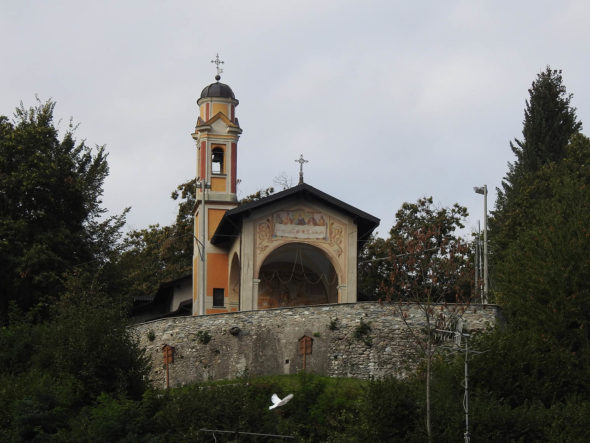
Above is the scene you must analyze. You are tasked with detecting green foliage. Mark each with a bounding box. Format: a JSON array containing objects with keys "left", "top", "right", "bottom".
[
  {"left": 2, "top": 366, "right": 589, "bottom": 441},
  {"left": 239, "top": 186, "right": 274, "bottom": 204},
  {"left": 511, "top": 66, "right": 581, "bottom": 176},
  {"left": 460, "top": 66, "right": 590, "bottom": 443},
  {"left": 385, "top": 197, "right": 471, "bottom": 303},
  {"left": 359, "top": 198, "right": 472, "bottom": 304},
  {"left": 0, "top": 99, "right": 126, "bottom": 323},
  {"left": 468, "top": 328, "right": 590, "bottom": 408},
  {"left": 353, "top": 319, "right": 371, "bottom": 338},
  {"left": 357, "top": 235, "right": 391, "bottom": 300},
  {"left": 425, "top": 330, "right": 590, "bottom": 441},
  {"left": 492, "top": 66, "right": 582, "bottom": 269},
  {"left": 67, "top": 392, "right": 163, "bottom": 442},
  {"left": 0, "top": 370, "right": 78, "bottom": 441},
  {"left": 353, "top": 318, "right": 372, "bottom": 346},
  {"left": 118, "top": 179, "right": 195, "bottom": 304},
  {"left": 360, "top": 377, "right": 421, "bottom": 442},
  {"left": 545, "top": 398, "right": 590, "bottom": 442},
  {"left": 119, "top": 224, "right": 176, "bottom": 302},
  {"left": 328, "top": 317, "right": 339, "bottom": 330},
  {"left": 0, "top": 273, "right": 150, "bottom": 439},
  {"left": 359, "top": 197, "right": 472, "bottom": 442},
  {"left": 196, "top": 330, "right": 212, "bottom": 344},
  {"left": 492, "top": 135, "right": 590, "bottom": 358}
]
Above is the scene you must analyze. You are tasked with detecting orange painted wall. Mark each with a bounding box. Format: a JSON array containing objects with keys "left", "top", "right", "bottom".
[
  {"left": 208, "top": 208, "right": 226, "bottom": 240},
  {"left": 207, "top": 253, "right": 228, "bottom": 312},
  {"left": 211, "top": 176, "right": 226, "bottom": 192},
  {"left": 212, "top": 103, "right": 228, "bottom": 118},
  {"left": 206, "top": 308, "right": 228, "bottom": 315}
]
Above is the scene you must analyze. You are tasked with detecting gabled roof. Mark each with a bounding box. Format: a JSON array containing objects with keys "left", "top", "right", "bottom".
[{"left": 210, "top": 182, "right": 379, "bottom": 246}]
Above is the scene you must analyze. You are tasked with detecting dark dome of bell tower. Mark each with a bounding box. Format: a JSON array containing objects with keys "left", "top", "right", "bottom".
[{"left": 200, "top": 78, "right": 236, "bottom": 100}]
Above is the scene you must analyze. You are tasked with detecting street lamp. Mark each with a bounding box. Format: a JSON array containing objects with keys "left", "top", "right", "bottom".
[{"left": 473, "top": 185, "right": 488, "bottom": 304}]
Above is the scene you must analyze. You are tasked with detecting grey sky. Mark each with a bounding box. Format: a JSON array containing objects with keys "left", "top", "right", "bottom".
[{"left": 2, "top": 1, "right": 589, "bottom": 237}]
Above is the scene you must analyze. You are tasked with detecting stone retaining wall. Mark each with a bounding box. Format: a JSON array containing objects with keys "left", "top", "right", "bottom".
[{"left": 131, "top": 302, "right": 499, "bottom": 389}]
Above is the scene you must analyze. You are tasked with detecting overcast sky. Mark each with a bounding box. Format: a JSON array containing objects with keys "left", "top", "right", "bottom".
[{"left": 2, "top": 1, "right": 589, "bottom": 238}]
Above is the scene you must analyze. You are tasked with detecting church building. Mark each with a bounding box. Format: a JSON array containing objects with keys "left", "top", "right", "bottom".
[{"left": 192, "top": 66, "right": 379, "bottom": 316}]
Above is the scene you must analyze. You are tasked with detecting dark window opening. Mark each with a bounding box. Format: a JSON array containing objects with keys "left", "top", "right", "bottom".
[
  {"left": 213, "top": 288, "right": 225, "bottom": 307},
  {"left": 212, "top": 147, "right": 224, "bottom": 174}
]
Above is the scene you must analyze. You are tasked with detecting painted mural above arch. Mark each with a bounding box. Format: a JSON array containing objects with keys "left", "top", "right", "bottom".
[
  {"left": 273, "top": 210, "right": 328, "bottom": 240},
  {"left": 254, "top": 207, "right": 348, "bottom": 280}
]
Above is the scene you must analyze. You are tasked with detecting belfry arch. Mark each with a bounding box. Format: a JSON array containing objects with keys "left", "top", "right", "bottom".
[{"left": 257, "top": 243, "right": 339, "bottom": 309}]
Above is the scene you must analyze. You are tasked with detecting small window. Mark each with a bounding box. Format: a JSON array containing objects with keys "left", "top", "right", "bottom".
[
  {"left": 212, "top": 147, "right": 224, "bottom": 174},
  {"left": 213, "top": 288, "right": 225, "bottom": 307}
]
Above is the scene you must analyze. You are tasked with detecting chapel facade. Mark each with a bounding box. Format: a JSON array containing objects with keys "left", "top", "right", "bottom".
[{"left": 192, "top": 73, "right": 379, "bottom": 315}]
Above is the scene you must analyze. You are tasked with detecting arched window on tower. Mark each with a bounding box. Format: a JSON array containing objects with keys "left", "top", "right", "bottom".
[{"left": 212, "top": 147, "right": 224, "bottom": 174}]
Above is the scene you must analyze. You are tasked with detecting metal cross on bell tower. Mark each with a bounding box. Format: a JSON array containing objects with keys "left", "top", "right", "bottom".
[
  {"left": 211, "top": 53, "right": 224, "bottom": 81},
  {"left": 295, "top": 154, "right": 309, "bottom": 184}
]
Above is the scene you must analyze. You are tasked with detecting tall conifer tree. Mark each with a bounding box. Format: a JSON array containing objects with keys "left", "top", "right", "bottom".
[{"left": 491, "top": 67, "right": 582, "bottom": 268}]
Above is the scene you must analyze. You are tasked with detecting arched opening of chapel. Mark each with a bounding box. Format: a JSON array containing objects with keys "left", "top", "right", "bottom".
[{"left": 257, "top": 243, "right": 338, "bottom": 309}]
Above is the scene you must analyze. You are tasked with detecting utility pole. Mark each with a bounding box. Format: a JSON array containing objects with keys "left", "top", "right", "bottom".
[
  {"left": 473, "top": 185, "right": 488, "bottom": 303},
  {"left": 436, "top": 322, "right": 485, "bottom": 443},
  {"left": 474, "top": 222, "right": 480, "bottom": 302},
  {"left": 196, "top": 180, "right": 210, "bottom": 315}
]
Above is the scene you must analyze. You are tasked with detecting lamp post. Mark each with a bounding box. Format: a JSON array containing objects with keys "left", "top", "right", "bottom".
[
  {"left": 473, "top": 185, "right": 488, "bottom": 304},
  {"left": 196, "top": 180, "right": 210, "bottom": 315}
]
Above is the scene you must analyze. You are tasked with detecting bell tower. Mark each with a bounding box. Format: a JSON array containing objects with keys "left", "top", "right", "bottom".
[{"left": 192, "top": 56, "right": 242, "bottom": 315}]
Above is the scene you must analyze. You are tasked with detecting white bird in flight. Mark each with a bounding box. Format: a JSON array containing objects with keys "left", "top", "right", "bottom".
[{"left": 269, "top": 393, "right": 294, "bottom": 410}]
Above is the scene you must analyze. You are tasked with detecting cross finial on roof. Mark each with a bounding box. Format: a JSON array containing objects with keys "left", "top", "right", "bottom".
[
  {"left": 211, "top": 53, "right": 224, "bottom": 81},
  {"left": 295, "top": 154, "right": 309, "bottom": 184}
]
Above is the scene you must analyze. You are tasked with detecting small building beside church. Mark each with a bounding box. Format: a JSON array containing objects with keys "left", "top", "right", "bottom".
[{"left": 192, "top": 72, "right": 379, "bottom": 315}]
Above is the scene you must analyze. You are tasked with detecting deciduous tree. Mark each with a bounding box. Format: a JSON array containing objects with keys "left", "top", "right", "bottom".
[
  {"left": 118, "top": 179, "right": 195, "bottom": 302},
  {"left": 357, "top": 235, "right": 391, "bottom": 300},
  {"left": 381, "top": 197, "right": 471, "bottom": 442},
  {"left": 0, "top": 99, "right": 125, "bottom": 323}
]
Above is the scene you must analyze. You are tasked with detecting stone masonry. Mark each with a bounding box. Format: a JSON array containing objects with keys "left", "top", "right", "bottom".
[{"left": 132, "top": 302, "right": 500, "bottom": 389}]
